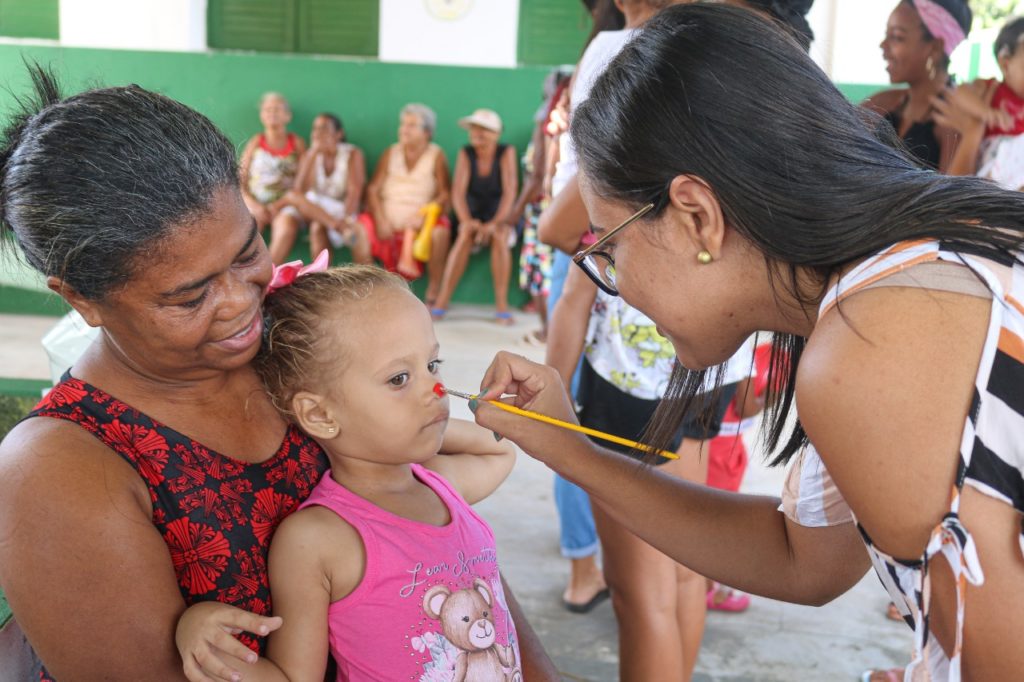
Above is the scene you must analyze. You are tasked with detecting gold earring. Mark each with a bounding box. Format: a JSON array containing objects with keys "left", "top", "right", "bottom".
[
  {"left": 327, "top": 426, "right": 336, "bottom": 434},
  {"left": 697, "top": 250, "right": 713, "bottom": 264},
  {"left": 926, "top": 56, "right": 936, "bottom": 80}
]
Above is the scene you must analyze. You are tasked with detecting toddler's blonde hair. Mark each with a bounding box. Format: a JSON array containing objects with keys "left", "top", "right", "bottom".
[{"left": 254, "top": 264, "right": 408, "bottom": 420}]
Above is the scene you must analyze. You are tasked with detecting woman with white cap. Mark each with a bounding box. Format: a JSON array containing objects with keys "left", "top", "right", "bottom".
[{"left": 431, "top": 109, "right": 519, "bottom": 324}]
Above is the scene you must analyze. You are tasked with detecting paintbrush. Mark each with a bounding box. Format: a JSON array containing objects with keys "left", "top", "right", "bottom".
[{"left": 437, "top": 384, "right": 679, "bottom": 460}]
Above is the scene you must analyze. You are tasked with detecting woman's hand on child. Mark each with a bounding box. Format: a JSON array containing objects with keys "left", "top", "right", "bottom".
[
  {"left": 474, "top": 352, "right": 590, "bottom": 465},
  {"left": 176, "top": 601, "right": 283, "bottom": 682}
]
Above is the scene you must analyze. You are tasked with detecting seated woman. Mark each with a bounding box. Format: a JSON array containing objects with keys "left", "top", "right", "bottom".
[
  {"left": 271, "top": 112, "right": 370, "bottom": 264},
  {"left": 238, "top": 92, "right": 307, "bottom": 264},
  {"left": 431, "top": 109, "right": 518, "bottom": 325},
  {"left": 362, "top": 103, "right": 451, "bottom": 302}
]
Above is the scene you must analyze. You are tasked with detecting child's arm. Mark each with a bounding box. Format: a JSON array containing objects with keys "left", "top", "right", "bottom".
[
  {"left": 176, "top": 601, "right": 284, "bottom": 682},
  {"left": 424, "top": 418, "right": 516, "bottom": 504},
  {"left": 262, "top": 508, "right": 364, "bottom": 682},
  {"left": 176, "top": 509, "right": 361, "bottom": 682}
]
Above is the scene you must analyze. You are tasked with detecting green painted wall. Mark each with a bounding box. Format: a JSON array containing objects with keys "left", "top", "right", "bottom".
[
  {"left": 0, "top": 43, "right": 886, "bottom": 316},
  {"left": 0, "top": 44, "right": 556, "bottom": 310}
]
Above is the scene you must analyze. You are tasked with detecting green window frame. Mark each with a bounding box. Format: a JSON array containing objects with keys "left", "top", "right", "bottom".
[
  {"left": 517, "top": 0, "right": 592, "bottom": 66},
  {"left": 208, "top": 0, "right": 378, "bottom": 57}
]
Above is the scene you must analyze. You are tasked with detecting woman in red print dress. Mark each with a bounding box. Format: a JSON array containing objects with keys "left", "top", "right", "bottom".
[{"left": 0, "top": 67, "right": 555, "bottom": 681}]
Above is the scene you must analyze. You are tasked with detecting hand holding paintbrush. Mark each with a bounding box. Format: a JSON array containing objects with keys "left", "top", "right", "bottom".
[{"left": 436, "top": 382, "right": 678, "bottom": 461}]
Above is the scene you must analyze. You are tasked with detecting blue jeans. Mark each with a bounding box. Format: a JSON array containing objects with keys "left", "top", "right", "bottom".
[{"left": 548, "top": 251, "right": 598, "bottom": 558}]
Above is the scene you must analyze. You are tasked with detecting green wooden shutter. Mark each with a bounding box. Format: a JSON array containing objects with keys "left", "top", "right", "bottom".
[
  {"left": 0, "top": 0, "right": 58, "bottom": 40},
  {"left": 297, "top": 0, "right": 378, "bottom": 57},
  {"left": 517, "top": 0, "right": 592, "bottom": 66},
  {"left": 208, "top": 0, "right": 297, "bottom": 52}
]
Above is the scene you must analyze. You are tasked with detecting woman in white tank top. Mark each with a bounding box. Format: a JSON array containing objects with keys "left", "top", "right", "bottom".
[{"left": 271, "top": 113, "right": 369, "bottom": 264}]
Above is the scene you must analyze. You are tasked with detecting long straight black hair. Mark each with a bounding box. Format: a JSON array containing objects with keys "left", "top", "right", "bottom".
[{"left": 571, "top": 4, "right": 1024, "bottom": 466}]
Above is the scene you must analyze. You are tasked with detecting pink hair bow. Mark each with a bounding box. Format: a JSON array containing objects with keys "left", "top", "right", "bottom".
[
  {"left": 913, "top": 0, "right": 966, "bottom": 57},
  {"left": 266, "top": 249, "right": 329, "bottom": 294}
]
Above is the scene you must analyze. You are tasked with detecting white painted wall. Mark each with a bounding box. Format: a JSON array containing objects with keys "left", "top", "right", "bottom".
[
  {"left": 60, "top": 0, "right": 206, "bottom": 51},
  {"left": 379, "top": 0, "right": 519, "bottom": 68}
]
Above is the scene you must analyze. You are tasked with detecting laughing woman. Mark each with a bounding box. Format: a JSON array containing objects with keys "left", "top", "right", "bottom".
[{"left": 863, "top": 0, "right": 972, "bottom": 171}]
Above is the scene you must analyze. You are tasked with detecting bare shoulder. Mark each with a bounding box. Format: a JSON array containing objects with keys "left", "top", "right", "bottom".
[
  {"left": 0, "top": 416, "right": 147, "bottom": 511},
  {"left": 862, "top": 88, "right": 905, "bottom": 114},
  {"left": 0, "top": 418, "right": 195, "bottom": 676},
  {"left": 271, "top": 503, "right": 366, "bottom": 597},
  {"left": 797, "top": 285, "right": 990, "bottom": 555}
]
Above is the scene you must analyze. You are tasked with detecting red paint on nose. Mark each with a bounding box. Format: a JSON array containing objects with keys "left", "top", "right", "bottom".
[{"left": 432, "top": 382, "right": 446, "bottom": 398}]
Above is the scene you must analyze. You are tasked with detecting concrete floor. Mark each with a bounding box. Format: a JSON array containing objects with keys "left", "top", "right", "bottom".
[{"left": 0, "top": 306, "right": 914, "bottom": 681}]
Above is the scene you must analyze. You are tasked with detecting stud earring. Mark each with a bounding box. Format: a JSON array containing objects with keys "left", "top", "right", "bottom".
[
  {"left": 697, "top": 250, "right": 713, "bottom": 264},
  {"left": 327, "top": 426, "right": 336, "bottom": 434}
]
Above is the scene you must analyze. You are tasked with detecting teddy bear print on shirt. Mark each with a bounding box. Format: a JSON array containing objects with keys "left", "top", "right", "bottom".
[{"left": 421, "top": 578, "right": 521, "bottom": 681}]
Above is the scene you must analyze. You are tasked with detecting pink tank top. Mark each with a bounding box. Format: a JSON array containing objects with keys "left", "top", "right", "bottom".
[{"left": 298, "top": 464, "right": 521, "bottom": 681}]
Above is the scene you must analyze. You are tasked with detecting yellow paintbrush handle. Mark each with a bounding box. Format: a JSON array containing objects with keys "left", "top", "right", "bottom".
[{"left": 483, "top": 399, "right": 679, "bottom": 460}]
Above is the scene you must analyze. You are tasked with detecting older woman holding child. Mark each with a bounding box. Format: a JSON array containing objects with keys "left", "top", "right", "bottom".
[{"left": 0, "top": 67, "right": 554, "bottom": 680}]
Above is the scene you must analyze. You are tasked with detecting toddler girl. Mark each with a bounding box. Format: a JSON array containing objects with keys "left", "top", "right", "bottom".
[{"left": 176, "top": 260, "right": 522, "bottom": 681}]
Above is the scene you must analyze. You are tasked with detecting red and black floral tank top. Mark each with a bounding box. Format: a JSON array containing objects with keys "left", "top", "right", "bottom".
[{"left": 27, "top": 374, "right": 328, "bottom": 680}]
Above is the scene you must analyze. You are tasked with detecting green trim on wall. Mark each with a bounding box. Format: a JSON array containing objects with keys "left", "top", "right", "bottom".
[
  {"left": 0, "top": 0, "right": 58, "bottom": 40},
  {"left": 0, "top": 377, "right": 49, "bottom": 398},
  {"left": 0, "top": 284, "right": 66, "bottom": 316}
]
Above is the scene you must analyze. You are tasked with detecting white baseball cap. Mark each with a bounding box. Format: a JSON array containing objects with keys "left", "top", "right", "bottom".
[{"left": 458, "top": 108, "right": 502, "bottom": 134}]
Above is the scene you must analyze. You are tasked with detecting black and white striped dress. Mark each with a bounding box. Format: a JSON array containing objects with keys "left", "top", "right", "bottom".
[{"left": 781, "top": 240, "right": 1024, "bottom": 681}]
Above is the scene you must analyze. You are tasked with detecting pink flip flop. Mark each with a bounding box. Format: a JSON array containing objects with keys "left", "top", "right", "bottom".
[{"left": 706, "top": 585, "right": 750, "bottom": 612}]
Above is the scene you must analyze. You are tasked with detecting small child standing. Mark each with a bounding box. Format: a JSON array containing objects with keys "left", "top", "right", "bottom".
[
  {"left": 976, "top": 17, "right": 1024, "bottom": 191},
  {"left": 176, "top": 261, "right": 521, "bottom": 681}
]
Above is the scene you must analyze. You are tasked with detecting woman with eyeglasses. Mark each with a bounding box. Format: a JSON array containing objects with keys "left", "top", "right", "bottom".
[{"left": 471, "top": 5, "right": 1024, "bottom": 680}]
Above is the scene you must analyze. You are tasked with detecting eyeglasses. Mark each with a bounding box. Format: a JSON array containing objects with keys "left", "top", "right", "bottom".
[{"left": 572, "top": 202, "right": 655, "bottom": 296}]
